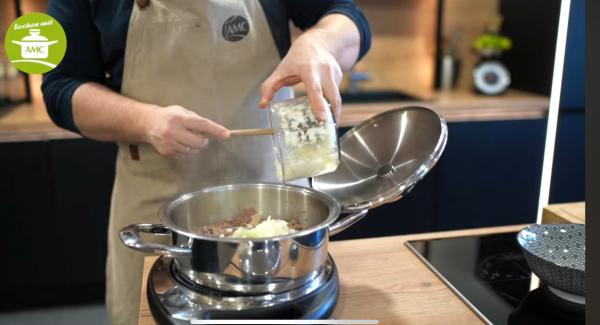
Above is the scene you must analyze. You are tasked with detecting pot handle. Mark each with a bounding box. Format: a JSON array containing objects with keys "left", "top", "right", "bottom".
[
  {"left": 119, "top": 223, "right": 192, "bottom": 257},
  {"left": 328, "top": 209, "right": 369, "bottom": 236}
]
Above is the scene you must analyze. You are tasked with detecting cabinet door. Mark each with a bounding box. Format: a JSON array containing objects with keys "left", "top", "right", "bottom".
[
  {"left": 331, "top": 168, "right": 439, "bottom": 240},
  {"left": 0, "top": 141, "right": 59, "bottom": 310},
  {"left": 48, "top": 139, "right": 117, "bottom": 299},
  {"left": 550, "top": 111, "right": 585, "bottom": 202},
  {"left": 434, "top": 119, "right": 546, "bottom": 231}
]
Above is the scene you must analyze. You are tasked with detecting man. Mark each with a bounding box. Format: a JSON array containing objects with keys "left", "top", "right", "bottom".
[{"left": 42, "top": 0, "right": 370, "bottom": 324}]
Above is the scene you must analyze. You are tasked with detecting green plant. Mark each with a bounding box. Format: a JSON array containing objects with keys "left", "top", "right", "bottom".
[{"left": 474, "top": 33, "right": 513, "bottom": 54}]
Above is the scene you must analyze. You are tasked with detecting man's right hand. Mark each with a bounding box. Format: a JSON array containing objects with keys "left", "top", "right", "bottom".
[
  {"left": 143, "top": 105, "right": 231, "bottom": 158},
  {"left": 70, "top": 83, "right": 230, "bottom": 157}
]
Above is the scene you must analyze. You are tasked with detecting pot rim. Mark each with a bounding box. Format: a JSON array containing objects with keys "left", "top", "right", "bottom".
[{"left": 158, "top": 182, "right": 342, "bottom": 243}]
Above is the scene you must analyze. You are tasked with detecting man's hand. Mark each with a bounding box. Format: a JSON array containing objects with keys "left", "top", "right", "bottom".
[
  {"left": 71, "top": 83, "right": 230, "bottom": 157},
  {"left": 260, "top": 35, "right": 343, "bottom": 121},
  {"left": 142, "top": 105, "right": 231, "bottom": 158},
  {"left": 259, "top": 14, "right": 361, "bottom": 122}
]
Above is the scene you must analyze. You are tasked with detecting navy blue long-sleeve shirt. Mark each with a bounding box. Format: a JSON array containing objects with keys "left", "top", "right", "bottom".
[{"left": 42, "top": 0, "right": 371, "bottom": 133}]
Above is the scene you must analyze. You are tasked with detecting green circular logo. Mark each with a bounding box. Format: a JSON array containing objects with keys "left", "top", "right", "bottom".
[{"left": 4, "top": 13, "right": 67, "bottom": 74}]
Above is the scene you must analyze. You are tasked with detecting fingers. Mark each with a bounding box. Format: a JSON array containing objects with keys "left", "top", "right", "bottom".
[
  {"left": 183, "top": 113, "right": 231, "bottom": 140},
  {"left": 321, "top": 68, "right": 342, "bottom": 122},
  {"left": 260, "top": 73, "right": 301, "bottom": 108},
  {"left": 164, "top": 134, "right": 202, "bottom": 158},
  {"left": 158, "top": 140, "right": 196, "bottom": 158},
  {"left": 260, "top": 74, "right": 278, "bottom": 108},
  {"left": 175, "top": 129, "right": 209, "bottom": 150},
  {"left": 173, "top": 141, "right": 199, "bottom": 155},
  {"left": 150, "top": 106, "right": 231, "bottom": 158},
  {"left": 303, "top": 72, "right": 329, "bottom": 122}
]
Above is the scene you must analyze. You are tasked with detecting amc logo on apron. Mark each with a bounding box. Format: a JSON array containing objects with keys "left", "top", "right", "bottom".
[{"left": 222, "top": 15, "right": 250, "bottom": 42}]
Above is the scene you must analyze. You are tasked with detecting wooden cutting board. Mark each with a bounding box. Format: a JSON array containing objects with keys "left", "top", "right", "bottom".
[{"left": 542, "top": 201, "right": 585, "bottom": 224}]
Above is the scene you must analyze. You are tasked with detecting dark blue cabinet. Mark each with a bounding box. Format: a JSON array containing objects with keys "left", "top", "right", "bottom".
[
  {"left": 434, "top": 119, "right": 546, "bottom": 230},
  {"left": 0, "top": 139, "right": 117, "bottom": 310},
  {"left": 0, "top": 142, "right": 59, "bottom": 309},
  {"left": 550, "top": 110, "right": 585, "bottom": 203}
]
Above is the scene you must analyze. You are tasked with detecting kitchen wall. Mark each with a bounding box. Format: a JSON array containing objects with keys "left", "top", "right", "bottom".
[
  {"left": 22, "top": 0, "right": 46, "bottom": 104},
  {"left": 8, "top": 0, "right": 510, "bottom": 101},
  {"left": 441, "top": 0, "right": 499, "bottom": 91},
  {"left": 1, "top": 0, "right": 29, "bottom": 105},
  {"left": 346, "top": 0, "right": 439, "bottom": 97},
  {"left": 0, "top": 1, "right": 17, "bottom": 61},
  {"left": 20, "top": 0, "right": 46, "bottom": 12},
  {"left": 2, "top": 0, "right": 47, "bottom": 105},
  {"left": 349, "top": 0, "right": 559, "bottom": 97},
  {"left": 338, "top": 0, "right": 532, "bottom": 98},
  {"left": 343, "top": 0, "right": 503, "bottom": 96}
]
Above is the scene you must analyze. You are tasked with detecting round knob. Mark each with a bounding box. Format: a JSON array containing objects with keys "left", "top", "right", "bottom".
[{"left": 377, "top": 164, "right": 395, "bottom": 178}]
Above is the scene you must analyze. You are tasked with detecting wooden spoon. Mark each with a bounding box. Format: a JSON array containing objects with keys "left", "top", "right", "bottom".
[{"left": 229, "top": 128, "right": 276, "bottom": 137}]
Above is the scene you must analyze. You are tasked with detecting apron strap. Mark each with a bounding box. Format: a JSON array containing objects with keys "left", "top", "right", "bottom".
[
  {"left": 129, "top": 145, "right": 140, "bottom": 161},
  {"left": 130, "top": 0, "right": 147, "bottom": 159},
  {"left": 135, "top": 0, "right": 150, "bottom": 9}
]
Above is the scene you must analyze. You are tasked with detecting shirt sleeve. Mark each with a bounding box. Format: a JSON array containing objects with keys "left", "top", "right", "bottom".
[
  {"left": 42, "top": 0, "right": 106, "bottom": 133},
  {"left": 282, "top": 0, "right": 371, "bottom": 61}
]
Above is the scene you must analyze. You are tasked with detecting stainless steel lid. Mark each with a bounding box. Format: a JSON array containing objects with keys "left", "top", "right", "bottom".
[{"left": 312, "top": 106, "right": 447, "bottom": 212}]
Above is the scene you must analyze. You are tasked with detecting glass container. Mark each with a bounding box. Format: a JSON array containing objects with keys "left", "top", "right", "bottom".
[{"left": 268, "top": 96, "right": 340, "bottom": 182}]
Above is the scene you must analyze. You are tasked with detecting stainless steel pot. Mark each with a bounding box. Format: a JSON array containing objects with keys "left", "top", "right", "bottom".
[
  {"left": 120, "top": 183, "right": 367, "bottom": 294},
  {"left": 120, "top": 106, "right": 448, "bottom": 295}
]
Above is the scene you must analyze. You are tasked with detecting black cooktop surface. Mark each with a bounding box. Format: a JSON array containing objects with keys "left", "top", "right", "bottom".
[{"left": 406, "top": 232, "right": 584, "bottom": 325}]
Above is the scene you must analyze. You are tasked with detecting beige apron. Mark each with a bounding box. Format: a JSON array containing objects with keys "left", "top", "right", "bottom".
[{"left": 106, "top": 1, "right": 293, "bottom": 324}]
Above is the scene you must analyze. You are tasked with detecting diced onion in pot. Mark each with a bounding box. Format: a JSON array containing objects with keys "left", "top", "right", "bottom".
[{"left": 231, "top": 218, "right": 296, "bottom": 238}]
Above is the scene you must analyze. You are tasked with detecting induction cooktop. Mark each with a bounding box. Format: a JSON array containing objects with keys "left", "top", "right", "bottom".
[{"left": 406, "top": 231, "right": 585, "bottom": 325}]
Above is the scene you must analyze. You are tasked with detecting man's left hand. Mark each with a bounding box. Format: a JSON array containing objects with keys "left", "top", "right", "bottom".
[{"left": 259, "top": 34, "right": 343, "bottom": 122}]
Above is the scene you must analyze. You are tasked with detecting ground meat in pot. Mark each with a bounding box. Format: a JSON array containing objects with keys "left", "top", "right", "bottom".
[
  {"left": 199, "top": 208, "right": 307, "bottom": 238},
  {"left": 287, "top": 219, "right": 306, "bottom": 231}
]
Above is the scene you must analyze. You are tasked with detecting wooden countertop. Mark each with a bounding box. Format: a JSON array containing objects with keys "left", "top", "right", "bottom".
[
  {"left": 337, "top": 89, "right": 549, "bottom": 127},
  {"left": 542, "top": 201, "right": 585, "bottom": 224},
  {"left": 138, "top": 224, "right": 528, "bottom": 325},
  {"left": 0, "top": 101, "right": 80, "bottom": 143},
  {"left": 0, "top": 89, "right": 548, "bottom": 143}
]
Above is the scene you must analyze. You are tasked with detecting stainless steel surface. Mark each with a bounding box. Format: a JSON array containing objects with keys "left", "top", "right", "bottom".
[
  {"left": 313, "top": 106, "right": 448, "bottom": 211},
  {"left": 173, "top": 257, "right": 326, "bottom": 294},
  {"left": 160, "top": 183, "right": 340, "bottom": 242},
  {"left": 149, "top": 256, "right": 336, "bottom": 321},
  {"left": 120, "top": 224, "right": 191, "bottom": 257},
  {"left": 327, "top": 209, "right": 369, "bottom": 236},
  {"left": 121, "top": 183, "right": 347, "bottom": 294}
]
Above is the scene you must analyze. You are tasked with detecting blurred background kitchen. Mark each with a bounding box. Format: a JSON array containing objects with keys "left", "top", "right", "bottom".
[{"left": 0, "top": 0, "right": 584, "bottom": 324}]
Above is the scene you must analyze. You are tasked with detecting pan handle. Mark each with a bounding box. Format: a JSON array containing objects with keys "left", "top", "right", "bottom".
[
  {"left": 119, "top": 223, "right": 192, "bottom": 257},
  {"left": 328, "top": 209, "right": 369, "bottom": 236}
]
